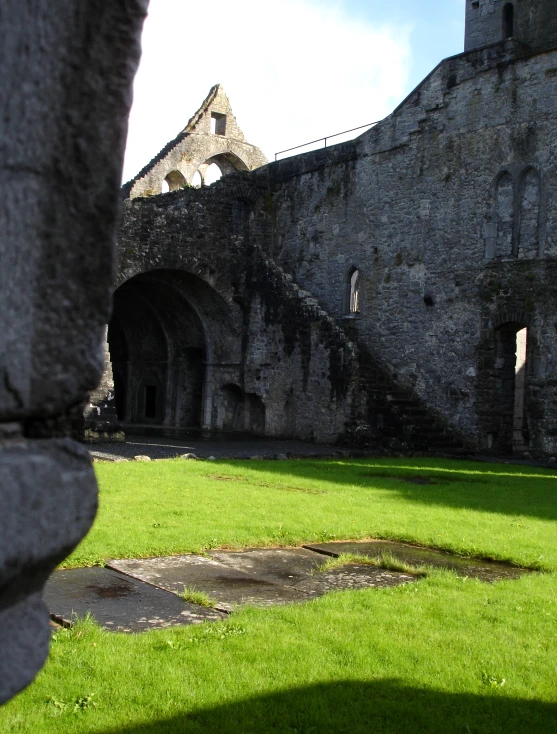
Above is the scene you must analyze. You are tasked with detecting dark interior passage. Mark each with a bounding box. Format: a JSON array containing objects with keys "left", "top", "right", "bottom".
[{"left": 108, "top": 270, "right": 208, "bottom": 432}]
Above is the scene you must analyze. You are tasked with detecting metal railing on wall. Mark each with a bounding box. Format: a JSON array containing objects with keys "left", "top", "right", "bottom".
[{"left": 274, "top": 121, "right": 379, "bottom": 161}]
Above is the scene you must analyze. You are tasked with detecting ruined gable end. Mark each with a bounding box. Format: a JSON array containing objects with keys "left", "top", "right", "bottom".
[{"left": 125, "top": 84, "right": 267, "bottom": 199}]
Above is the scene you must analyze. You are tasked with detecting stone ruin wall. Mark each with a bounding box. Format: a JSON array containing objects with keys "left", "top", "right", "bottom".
[
  {"left": 125, "top": 85, "right": 267, "bottom": 199},
  {"left": 112, "top": 39, "right": 557, "bottom": 456},
  {"left": 465, "top": 0, "right": 557, "bottom": 53},
  {"left": 256, "top": 40, "right": 557, "bottom": 455},
  {"left": 116, "top": 182, "right": 355, "bottom": 444}
]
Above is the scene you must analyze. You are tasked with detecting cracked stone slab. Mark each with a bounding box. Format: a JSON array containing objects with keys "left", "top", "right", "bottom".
[
  {"left": 108, "top": 555, "right": 312, "bottom": 611},
  {"left": 303, "top": 541, "right": 528, "bottom": 582},
  {"left": 209, "top": 548, "right": 327, "bottom": 587},
  {"left": 43, "top": 567, "right": 224, "bottom": 632}
]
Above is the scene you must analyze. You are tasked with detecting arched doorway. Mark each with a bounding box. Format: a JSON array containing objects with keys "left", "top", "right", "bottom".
[{"left": 108, "top": 271, "right": 208, "bottom": 434}]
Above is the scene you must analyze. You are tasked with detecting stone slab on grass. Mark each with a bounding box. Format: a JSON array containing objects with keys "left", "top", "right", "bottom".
[
  {"left": 293, "top": 564, "right": 416, "bottom": 595},
  {"left": 44, "top": 567, "right": 224, "bottom": 632},
  {"left": 304, "top": 540, "right": 527, "bottom": 582},
  {"left": 209, "top": 547, "right": 326, "bottom": 587},
  {"left": 108, "top": 555, "right": 312, "bottom": 612}
]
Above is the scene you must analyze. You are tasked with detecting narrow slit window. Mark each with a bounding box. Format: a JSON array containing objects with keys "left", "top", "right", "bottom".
[
  {"left": 350, "top": 269, "right": 360, "bottom": 313},
  {"left": 211, "top": 112, "right": 226, "bottom": 136},
  {"left": 503, "top": 3, "right": 514, "bottom": 39},
  {"left": 145, "top": 385, "right": 157, "bottom": 419}
]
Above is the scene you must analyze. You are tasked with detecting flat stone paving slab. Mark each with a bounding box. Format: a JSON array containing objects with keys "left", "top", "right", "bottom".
[
  {"left": 209, "top": 547, "right": 326, "bottom": 586},
  {"left": 45, "top": 541, "right": 527, "bottom": 634},
  {"left": 209, "top": 548, "right": 416, "bottom": 597},
  {"left": 292, "top": 565, "right": 415, "bottom": 595},
  {"left": 44, "top": 567, "right": 225, "bottom": 632},
  {"left": 108, "top": 555, "right": 312, "bottom": 612},
  {"left": 304, "top": 540, "right": 528, "bottom": 582}
]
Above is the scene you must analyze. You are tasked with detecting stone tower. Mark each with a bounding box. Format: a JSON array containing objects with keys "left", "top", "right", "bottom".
[{"left": 465, "top": 0, "right": 557, "bottom": 52}]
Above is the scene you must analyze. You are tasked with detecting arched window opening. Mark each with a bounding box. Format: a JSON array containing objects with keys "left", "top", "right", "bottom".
[
  {"left": 343, "top": 267, "right": 361, "bottom": 315},
  {"left": 503, "top": 3, "right": 514, "bottom": 39},
  {"left": 495, "top": 171, "right": 515, "bottom": 257},
  {"left": 349, "top": 269, "right": 360, "bottom": 313},
  {"left": 204, "top": 163, "right": 222, "bottom": 186},
  {"left": 165, "top": 169, "right": 186, "bottom": 192},
  {"left": 518, "top": 167, "right": 541, "bottom": 259},
  {"left": 191, "top": 170, "right": 202, "bottom": 188},
  {"left": 161, "top": 179, "right": 170, "bottom": 194}
]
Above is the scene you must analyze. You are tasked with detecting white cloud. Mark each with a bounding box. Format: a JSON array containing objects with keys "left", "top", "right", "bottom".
[{"left": 123, "top": 0, "right": 412, "bottom": 181}]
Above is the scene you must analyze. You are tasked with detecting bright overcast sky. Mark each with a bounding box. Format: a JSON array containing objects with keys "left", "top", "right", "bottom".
[{"left": 123, "top": 0, "right": 465, "bottom": 182}]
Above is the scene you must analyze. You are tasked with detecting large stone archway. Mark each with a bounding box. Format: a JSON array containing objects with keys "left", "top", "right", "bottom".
[
  {"left": 105, "top": 268, "right": 242, "bottom": 437},
  {"left": 109, "top": 272, "right": 206, "bottom": 432}
]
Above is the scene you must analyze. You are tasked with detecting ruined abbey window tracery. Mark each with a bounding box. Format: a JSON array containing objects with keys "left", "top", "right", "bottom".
[
  {"left": 495, "top": 172, "right": 515, "bottom": 258},
  {"left": 518, "top": 167, "right": 541, "bottom": 259},
  {"left": 491, "top": 166, "right": 541, "bottom": 259}
]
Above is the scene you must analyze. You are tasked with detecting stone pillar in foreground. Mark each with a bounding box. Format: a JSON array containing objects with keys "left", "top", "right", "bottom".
[{"left": 0, "top": 0, "right": 148, "bottom": 704}]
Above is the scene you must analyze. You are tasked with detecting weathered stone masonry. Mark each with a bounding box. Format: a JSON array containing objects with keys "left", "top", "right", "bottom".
[
  {"left": 96, "top": 0, "right": 557, "bottom": 457},
  {"left": 110, "top": 182, "right": 356, "bottom": 444},
  {"left": 263, "top": 34, "right": 557, "bottom": 456},
  {"left": 0, "top": 0, "right": 147, "bottom": 705}
]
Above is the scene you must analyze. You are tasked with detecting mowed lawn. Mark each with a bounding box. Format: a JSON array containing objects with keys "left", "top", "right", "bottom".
[{"left": 2, "top": 457, "right": 556, "bottom": 733}]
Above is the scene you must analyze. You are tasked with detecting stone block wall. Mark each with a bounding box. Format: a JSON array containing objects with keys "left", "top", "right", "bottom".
[
  {"left": 465, "top": 0, "right": 557, "bottom": 53},
  {"left": 254, "top": 40, "right": 557, "bottom": 455},
  {"left": 114, "top": 181, "right": 356, "bottom": 443}
]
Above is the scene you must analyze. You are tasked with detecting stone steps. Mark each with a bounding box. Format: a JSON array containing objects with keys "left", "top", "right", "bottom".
[{"left": 253, "top": 247, "right": 470, "bottom": 454}]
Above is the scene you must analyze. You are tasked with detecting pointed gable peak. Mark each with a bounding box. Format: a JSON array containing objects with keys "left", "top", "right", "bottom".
[{"left": 183, "top": 84, "right": 245, "bottom": 142}]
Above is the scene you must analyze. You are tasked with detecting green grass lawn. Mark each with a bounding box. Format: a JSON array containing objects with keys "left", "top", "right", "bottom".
[
  {"left": 1, "top": 457, "right": 556, "bottom": 733},
  {"left": 69, "top": 457, "right": 557, "bottom": 570}
]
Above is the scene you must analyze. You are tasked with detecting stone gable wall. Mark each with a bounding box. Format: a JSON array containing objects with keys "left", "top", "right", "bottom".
[{"left": 126, "top": 85, "right": 267, "bottom": 199}]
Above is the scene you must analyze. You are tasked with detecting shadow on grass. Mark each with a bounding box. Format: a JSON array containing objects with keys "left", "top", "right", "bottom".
[
  {"left": 99, "top": 678, "right": 557, "bottom": 733},
  {"left": 214, "top": 459, "right": 557, "bottom": 522}
]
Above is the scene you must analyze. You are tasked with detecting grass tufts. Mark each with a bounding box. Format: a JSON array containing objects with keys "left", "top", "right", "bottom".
[
  {"left": 180, "top": 586, "right": 217, "bottom": 608},
  {"left": 317, "top": 551, "right": 430, "bottom": 577}
]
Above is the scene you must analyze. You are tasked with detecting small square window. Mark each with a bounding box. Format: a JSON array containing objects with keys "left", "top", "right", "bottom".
[{"left": 211, "top": 112, "right": 226, "bottom": 136}]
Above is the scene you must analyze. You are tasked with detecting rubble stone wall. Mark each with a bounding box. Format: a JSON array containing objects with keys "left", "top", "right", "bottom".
[
  {"left": 465, "top": 0, "right": 557, "bottom": 53},
  {"left": 258, "top": 41, "right": 557, "bottom": 454},
  {"left": 115, "top": 184, "right": 355, "bottom": 443}
]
